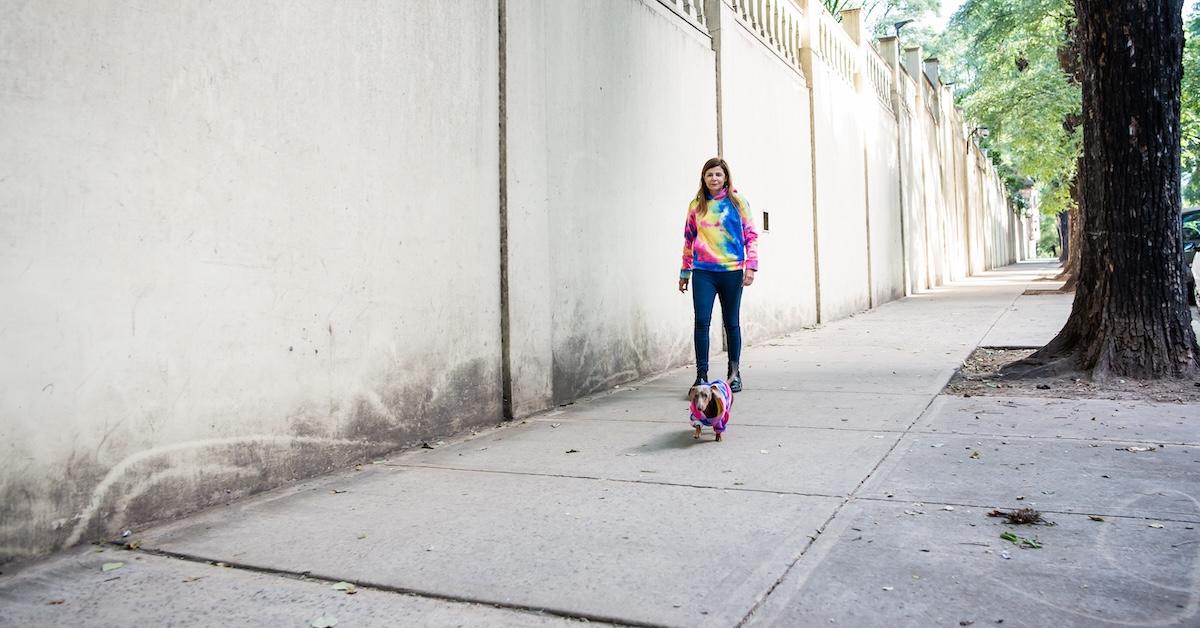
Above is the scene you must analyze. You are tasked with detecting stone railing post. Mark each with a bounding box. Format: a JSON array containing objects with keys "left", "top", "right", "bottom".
[
  {"left": 904, "top": 46, "right": 923, "bottom": 110},
  {"left": 923, "top": 57, "right": 941, "bottom": 113},
  {"left": 877, "top": 35, "right": 901, "bottom": 111},
  {"left": 839, "top": 7, "right": 864, "bottom": 92},
  {"left": 797, "top": 0, "right": 819, "bottom": 83}
]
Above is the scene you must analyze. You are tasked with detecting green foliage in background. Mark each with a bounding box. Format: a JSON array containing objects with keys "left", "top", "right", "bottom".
[
  {"left": 941, "top": 0, "right": 1081, "bottom": 217},
  {"left": 1183, "top": 7, "right": 1200, "bottom": 206},
  {"left": 1037, "top": 211, "right": 1061, "bottom": 258},
  {"left": 821, "top": 0, "right": 940, "bottom": 38}
]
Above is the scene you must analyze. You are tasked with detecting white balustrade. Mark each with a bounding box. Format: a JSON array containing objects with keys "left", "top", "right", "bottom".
[
  {"left": 865, "top": 47, "right": 893, "bottom": 108},
  {"left": 659, "top": 0, "right": 707, "bottom": 29},
  {"left": 725, "top": 0, "right": 804, "bottom": 71},
  {"left": 814, "top": 8, "right": 857, "bottom": 86}
]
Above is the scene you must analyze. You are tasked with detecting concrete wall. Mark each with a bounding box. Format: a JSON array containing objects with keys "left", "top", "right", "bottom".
[
  {"left": 1, "top": 0, "right": 1019, "bottom": 562},
  {"left": 505, "top": 0, "right": 716, "bottom": 411},
  {"left": 810, "top": 51, "right": 871, "bottom": 321},
  {"left": 863, "top": 68, "right": 904, "bottom": 307},
  {"left": 1, "top": 0, "right": 502, "bottom": 560},
  {"left": 714, "top": 1, "right": 818, "bottom": 342}
]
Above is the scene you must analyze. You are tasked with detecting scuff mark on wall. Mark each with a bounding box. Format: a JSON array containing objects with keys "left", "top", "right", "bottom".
[{"left": 0, "top": 355, "right": 502, "bottom": 564}]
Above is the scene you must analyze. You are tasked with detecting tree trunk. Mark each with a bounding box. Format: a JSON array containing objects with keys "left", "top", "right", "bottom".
[
  {"left": 1056, "top": 164, "right": 1083, "bottom": 290},
  {"left": 1007, "top": 0, "right": 1199, "bottom": 380}
]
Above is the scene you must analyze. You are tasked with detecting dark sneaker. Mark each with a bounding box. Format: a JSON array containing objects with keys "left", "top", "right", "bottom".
[{"left": 727, "top": 362, "right": 742, "bottom": 393}]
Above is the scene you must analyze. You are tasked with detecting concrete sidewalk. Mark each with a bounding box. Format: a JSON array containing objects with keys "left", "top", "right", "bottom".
[{"left": 4, "top": 261, "right": 1199, "bottom": 627}]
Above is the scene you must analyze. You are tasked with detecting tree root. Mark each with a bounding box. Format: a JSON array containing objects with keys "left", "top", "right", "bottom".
[{"left": 996, "top": 351, "right": 1082, "bottom": 380}]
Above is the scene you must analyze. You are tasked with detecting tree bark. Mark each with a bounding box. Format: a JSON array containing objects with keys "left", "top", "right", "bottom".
[
  {"left": 1056, "top": 163, "right": 1082, "bottom": 290},
  {"left": 1006, "top": 0, "right": 1200, "bottom": 380}
]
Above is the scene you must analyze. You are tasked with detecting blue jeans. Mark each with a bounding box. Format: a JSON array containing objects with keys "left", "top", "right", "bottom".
[{"left": 692, "top": 269, "right": 743, "bottom": 376}]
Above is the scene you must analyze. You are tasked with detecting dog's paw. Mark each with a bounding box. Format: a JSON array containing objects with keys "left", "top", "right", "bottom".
[
  {"left": 693, "top": 426, "right": 702, "bottom": 439},
  {"left": 715, "top": 432, "right": 723, "bottom": 442}
]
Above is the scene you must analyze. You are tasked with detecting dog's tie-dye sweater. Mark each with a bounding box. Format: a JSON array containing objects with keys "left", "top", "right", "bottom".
[
  {"left": 680, "top": 188, "right": 759, "bottom": 278},
  {"left": 690, "top": 379, "right": 733, "bottom": 433}
]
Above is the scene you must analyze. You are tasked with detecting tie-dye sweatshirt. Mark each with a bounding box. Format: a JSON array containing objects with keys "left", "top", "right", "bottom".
[{"left": 679, "top": 188, "right": 759, "bottom": 278}]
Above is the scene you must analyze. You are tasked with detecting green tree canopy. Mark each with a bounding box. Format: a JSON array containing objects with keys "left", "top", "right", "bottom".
[
  {"left": 944, "top": 0, "right": 1081, "bottom": 216},
  {"left": 1182, "top": 6, "right": 1200, "bottom": 205},
  {"left": 821, "top": 0, "right": 940, "bottom": 37}
]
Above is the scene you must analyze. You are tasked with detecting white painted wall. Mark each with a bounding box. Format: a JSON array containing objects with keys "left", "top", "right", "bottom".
[
  {"left": 864, "top": 97, "right": 905, "bottom": 306},
  {"left": 0, "top": 0, "right": 502, "bottom": 559},
  {"left": 811, "top": 61, "right": 871, "bottom": 321},
  {"left": 716, "top": 2, "right": 818, "bottom": 343},
  {"left": 505, "top": 0, "right": 717, "bottom": 409}
]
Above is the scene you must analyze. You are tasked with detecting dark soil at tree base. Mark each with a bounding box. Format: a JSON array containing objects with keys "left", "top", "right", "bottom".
[{"left": 946, "top": 347, "right": 1200, "bottom": 402}]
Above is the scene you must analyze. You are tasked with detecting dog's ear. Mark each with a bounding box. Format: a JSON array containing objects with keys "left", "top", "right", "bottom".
[{"left": 687, "top": 386, "right": 701, "bottom": 403}]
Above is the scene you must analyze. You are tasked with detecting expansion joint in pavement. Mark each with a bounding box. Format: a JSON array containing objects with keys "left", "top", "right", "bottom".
[
  {"left": 385, "top": 462, "right": 845, "bottom": 499},
  {"left": 909, "top": 428, "right": 1200, "bottom": 447},
  {"left": 850, "top": 496, "right": 1200, "bottom": 525},
  {"left": 734, "top": 385, "right": 947, "bottom": 626},
  {"left": 113, "top": 543, "right": 658, "bottom": 628}
]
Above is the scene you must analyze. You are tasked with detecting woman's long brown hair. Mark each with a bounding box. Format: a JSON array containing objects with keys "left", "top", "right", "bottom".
[{"left": 694, "top": 157, "right": 747, "bottom": 218}]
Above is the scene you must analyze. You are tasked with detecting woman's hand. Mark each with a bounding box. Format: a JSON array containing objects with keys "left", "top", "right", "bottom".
[
  {"left": 743, "top": 269, "right": 756, "bottom": 286},
  {"left": 678, "top": 277, "right": 689, "bottom": 293}
]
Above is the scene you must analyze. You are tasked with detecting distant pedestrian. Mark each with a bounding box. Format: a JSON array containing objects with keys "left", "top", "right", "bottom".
[{"left": 677, "top": 157, "right": 759, "bottom": 393}]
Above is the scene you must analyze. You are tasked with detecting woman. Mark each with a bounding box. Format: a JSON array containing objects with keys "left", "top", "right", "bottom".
[{"left": 678, "top": 157, "right": 758, "bottom": 393}]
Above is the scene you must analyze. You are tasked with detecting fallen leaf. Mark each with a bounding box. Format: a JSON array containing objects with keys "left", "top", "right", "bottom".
[
  {"left": 123, "top": 540, "right": 142, "bottom": 550},
  {"left": 47, "top": 599, "right": 65, "bottom": 605},
  {"left": 101, "top": 562, "right": 124, "bottom": 572},
  {"left": 331, "top": 581, "right": 357, "bottom": 595},
  {"left": 942, "top": 506, "right": 956, "bottom": 511},
  {"left": 1088, "top": 515, "right": 1104, "bottom": 522},
  {"left": 1117, "top": 446, "right": 1156, "bottom": 453},
  {"left": 1000, "top": 531, "right": 1042, "bottom": 549},
  {"left": 330, "top": 489, "right": 347, "bottom": 494},
  {"left": 1149, "top": 523, "right": 1164, "bottom": 529},
  {"left": 969, "top": 450, "right": 981, "bottom": 459},
  {"left": 550, "top": 423, "right": 561, "bottom": 428},
  {"left": 565, "top": 449, "right": 580, "bottom": 454},
  {"left": 881, "top": 586, "right": 894, "bottom": 591},
  {"left": 311, "top": 616, "right": 338, "bottom": 628}
]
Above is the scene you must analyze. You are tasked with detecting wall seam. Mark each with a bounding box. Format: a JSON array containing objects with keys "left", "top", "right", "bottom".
[
  {"left": 498, "top": 0, "right": 513, "bottom": 421},
  {"left": 808, "top": 88, "right": 823, "bottom": 323}
]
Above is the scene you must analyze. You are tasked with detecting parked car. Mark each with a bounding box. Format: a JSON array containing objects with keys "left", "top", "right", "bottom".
[{"left": 1184, "top": 208, "right": 1199, "bottom": 305}]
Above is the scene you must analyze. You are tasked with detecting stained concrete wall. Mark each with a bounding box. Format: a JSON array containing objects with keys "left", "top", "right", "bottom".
[
  {"left": 504, "top": 0, "right": 716, "bottom": 410},
  {"left": 714, "top": 1, "right": 818, "bottom": 342},
  {"left": 1, "top": 0, "right": 502, "bottom": 561}
]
